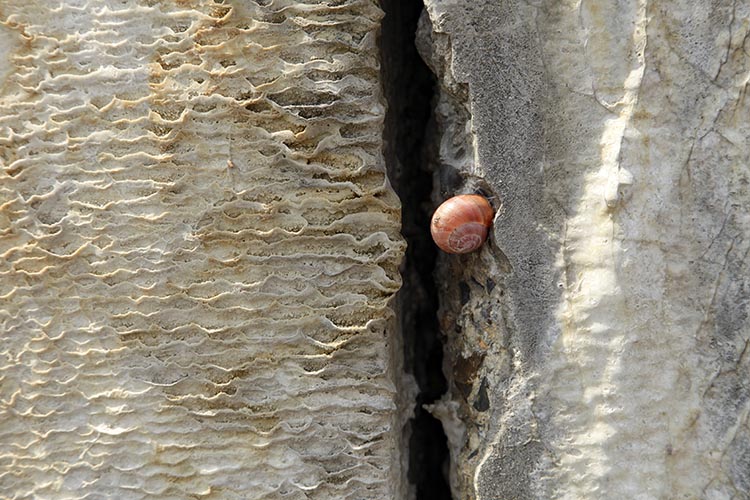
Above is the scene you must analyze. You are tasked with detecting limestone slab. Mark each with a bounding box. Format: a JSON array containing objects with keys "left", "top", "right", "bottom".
[{"left": 0, "top": 1, "right": 406, "bottom": 498}]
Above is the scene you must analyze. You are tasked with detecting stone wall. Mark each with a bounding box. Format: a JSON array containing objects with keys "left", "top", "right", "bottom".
[
  {"left": 418, "top": 0, "right": 750, "bottom": 498},
  {"left": 2, "top": 0, "right": 749, "bottom": 499},
  {"left": 0, "top": 1, "right": 407, "bottom": 498}
]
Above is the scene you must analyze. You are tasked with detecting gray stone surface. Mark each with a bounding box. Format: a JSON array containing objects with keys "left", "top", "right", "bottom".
[{"left": 419, "top": 0, "right": 750, "bottom": 498}]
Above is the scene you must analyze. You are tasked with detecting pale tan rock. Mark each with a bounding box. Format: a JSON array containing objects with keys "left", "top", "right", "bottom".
[{"left": 0, "top": 1, "right": 406, "bottom": 498}]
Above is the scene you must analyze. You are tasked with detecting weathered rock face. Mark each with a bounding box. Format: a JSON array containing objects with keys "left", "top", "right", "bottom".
[
  {"left": 419, "top": 0, "right": 750, "bottom": 498},
  {"left": 0, "top": 1, "right": 406, "bottom": 498}
]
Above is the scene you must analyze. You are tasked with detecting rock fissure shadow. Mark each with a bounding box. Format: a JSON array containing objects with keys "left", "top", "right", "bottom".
[{"left": 380, "top": 1, "right": 452, "bottom": 499}]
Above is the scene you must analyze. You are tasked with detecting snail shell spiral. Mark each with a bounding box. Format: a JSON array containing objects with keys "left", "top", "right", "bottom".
[{"left": 430, "top": 194, "right": 494, "bottom": 254}]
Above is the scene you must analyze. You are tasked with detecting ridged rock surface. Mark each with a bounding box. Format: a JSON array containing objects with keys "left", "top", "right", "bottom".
[
  {"left": 0, "top": 1, "right": 406, "bottom": 499},
  {"left": 419, "top": 0, "right": 750, "bottom": 498}
]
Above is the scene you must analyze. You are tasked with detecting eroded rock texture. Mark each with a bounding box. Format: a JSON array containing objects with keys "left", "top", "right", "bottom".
[
  {"left": 0, "top": 1, "right": 406, "bottom": 498},
  {"left": 419, "top": 1, "right": 750, "bottom": 498}
]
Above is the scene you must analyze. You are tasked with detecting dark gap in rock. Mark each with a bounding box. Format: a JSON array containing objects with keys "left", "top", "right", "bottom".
[{"left": 380, "top": 1, "right": 451, "bottom": 499}]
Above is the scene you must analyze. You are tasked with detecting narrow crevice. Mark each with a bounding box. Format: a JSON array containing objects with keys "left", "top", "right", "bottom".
[{"left": 380, "top": 2, "right": 452, "bottom": 499}]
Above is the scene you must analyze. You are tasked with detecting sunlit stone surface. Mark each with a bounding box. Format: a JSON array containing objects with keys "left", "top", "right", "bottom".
[
  {"left": 419, "top": 0, "right": 750, "bottom": 498},
  {"left": 0, "top": 1, "right": 406, "bottom": 498}
]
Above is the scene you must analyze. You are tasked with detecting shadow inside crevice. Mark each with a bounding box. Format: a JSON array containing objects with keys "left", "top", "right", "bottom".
[{"left": 379, "top": 1, "right": 452, "bottom": 499}]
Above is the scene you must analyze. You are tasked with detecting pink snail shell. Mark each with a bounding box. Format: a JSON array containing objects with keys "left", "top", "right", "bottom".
[{"left": 430, "top": 195, "right": 494, "bottom": 254}]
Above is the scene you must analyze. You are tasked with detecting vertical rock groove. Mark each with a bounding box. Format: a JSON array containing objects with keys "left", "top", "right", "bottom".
[
  {"left": 380, "top": 1, "right": 451, "bottom": 499},
  {"left": 0, "top": 1, "right": 407, "bottom": 498}
]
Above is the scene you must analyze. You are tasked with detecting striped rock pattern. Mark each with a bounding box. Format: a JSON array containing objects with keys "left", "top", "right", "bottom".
[{"left": 0, "top": 1, "right": 406, "bottom": 498}]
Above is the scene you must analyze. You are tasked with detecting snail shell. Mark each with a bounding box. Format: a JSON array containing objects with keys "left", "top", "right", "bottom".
[{"left": 430, "top": 194, "right": 494, "bottom": 254}]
